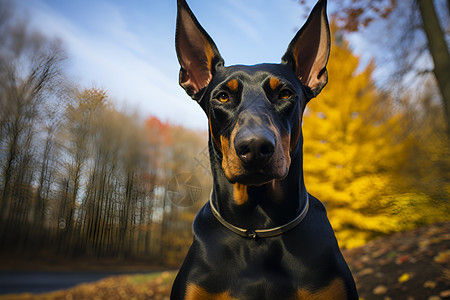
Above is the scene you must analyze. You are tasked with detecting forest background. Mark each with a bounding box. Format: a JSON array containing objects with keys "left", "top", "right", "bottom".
[{"left": 0, "top": 0, "right": 449, "bottom": 268}]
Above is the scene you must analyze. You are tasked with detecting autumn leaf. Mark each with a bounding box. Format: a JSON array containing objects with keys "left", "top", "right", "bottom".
[
  {"left": 302, "top": 26, "right": 449, "bottom": 249},
  {"left": 398, "top": 273, "right": 410, "bottom": 283},
  {"left": 434, "top": 250, "right": 450, "bottom": 264}
]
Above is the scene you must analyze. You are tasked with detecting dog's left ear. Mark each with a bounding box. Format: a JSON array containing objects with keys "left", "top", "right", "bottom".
[
  {"left": 175, "top": 0, "right": 224, "bottom": 101},
  {"left": 282, "top": 0, "right": 330, "bottom": 99}
]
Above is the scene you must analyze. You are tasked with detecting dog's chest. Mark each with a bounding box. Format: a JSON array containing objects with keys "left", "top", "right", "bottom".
[{"left": 192, "top": 237, "right": 328, "bottom": 299}]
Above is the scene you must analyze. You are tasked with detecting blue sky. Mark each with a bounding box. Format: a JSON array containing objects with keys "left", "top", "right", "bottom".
[{"left": 16, "top": 0, "right": 365, "bottom": 130}]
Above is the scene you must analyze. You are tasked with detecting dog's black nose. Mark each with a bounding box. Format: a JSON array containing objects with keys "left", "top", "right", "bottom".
[{"left": 234, "top": 130, "right": 276, "bottom": 165}]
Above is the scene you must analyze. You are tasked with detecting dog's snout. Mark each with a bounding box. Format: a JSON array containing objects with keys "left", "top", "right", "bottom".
[{"left": 234, "top": 130, "right": 276, "bottom": 165}]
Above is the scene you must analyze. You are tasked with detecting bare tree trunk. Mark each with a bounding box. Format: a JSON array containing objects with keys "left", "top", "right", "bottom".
[
  {"left": 0, "top": 134, "right": 17, "bottom": 218},
  {"left": 417, "top": 0, "right": 450, "bottom": 129},
  {"left": 35, "top": 136, "right": 51, "bottom": 228}
]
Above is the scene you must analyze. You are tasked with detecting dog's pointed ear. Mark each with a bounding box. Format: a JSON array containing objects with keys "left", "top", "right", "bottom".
[
  {"left": 282, "top": 0, "right": 330, "bottom": 99},
  {"left": 175, "top": 0, "right": 224, "bottom": 101}
]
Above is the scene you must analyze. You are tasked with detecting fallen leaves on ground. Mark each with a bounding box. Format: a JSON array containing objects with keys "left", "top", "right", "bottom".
[
  {"left": 1, "top": 272, "right": 175, "bottom": 300},
  {"left": 2, "top": 222, "right": 449, "bottom": 300},
  {"left": 344, "top": 222, "right": 450, "bottom": 300}
]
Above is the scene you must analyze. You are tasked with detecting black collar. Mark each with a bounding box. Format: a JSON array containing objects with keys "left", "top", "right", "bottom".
[{"left": 209, "top": 193, "right": 309, "bottom": 239}]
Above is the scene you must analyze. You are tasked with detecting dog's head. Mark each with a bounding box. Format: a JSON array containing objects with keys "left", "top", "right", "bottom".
[{"left": 175, "top": 0, "right": 330, "bottom": 186}]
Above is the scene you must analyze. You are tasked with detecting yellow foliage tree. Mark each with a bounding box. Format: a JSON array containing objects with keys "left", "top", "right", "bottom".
[{"left": 302, "top": 32, "right": 448, "bottom": 248}]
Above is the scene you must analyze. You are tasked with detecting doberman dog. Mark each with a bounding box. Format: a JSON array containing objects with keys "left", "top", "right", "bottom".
[{"left": 172, "top": 0, "right": 358, "bottom": 299}]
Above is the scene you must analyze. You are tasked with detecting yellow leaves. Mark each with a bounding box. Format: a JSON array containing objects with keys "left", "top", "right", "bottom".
[
  {"left": 434, "top": 250, "right": 450, "bottom": 264},
  {"left": 372, "top": 285, "right": 388, "bottom": 295},
  {"left": 398, "top": 273, "right": 410, "bottom": 283},
  {"left": 334, "top": 228, "right": 370, "bottom": 249},
  {"left": 302, "top": 30, "right": 450, "bottom": 249},
  {"left": 344, "top": 175, "right": 389, "bottom": 208},
  {"left": 424, "top": 280, "right": 438, "bottom": 289}
]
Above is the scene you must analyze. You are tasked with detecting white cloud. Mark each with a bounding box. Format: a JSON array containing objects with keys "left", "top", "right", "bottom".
[
  {"left": 220, "top": 0, "right": 265, "bottom": 43},
  {"left": 17, "top": 0, "right": 208, "bottom": 130},
  {"left": 92, "top": 2, "right": 147, "bottom": 56}
]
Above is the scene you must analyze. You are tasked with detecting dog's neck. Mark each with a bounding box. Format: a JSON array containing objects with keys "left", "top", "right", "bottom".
[{"left": 208, "top": 138, "right": 307, "bottom": 230}]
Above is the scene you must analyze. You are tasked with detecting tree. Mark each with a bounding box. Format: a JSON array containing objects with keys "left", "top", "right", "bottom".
[
  {"left": 0, "top": 0, "right": 211, "bottom": 265},
  {"left": 143, "top": 117, "right": 211, "bottom": 266},
  {"left": 393, "top": 80, "right": 450, "bottom": 201},
  {"left": 57, "top": 88, "right": 106, "bottom": 252},
  {"left": 302, "top": 29, "right": 448, "bottom": 248},
  {"left": 0, "top": 0, "right": 64, "bottom": 223},
  {"left": 300, "top": 0, "right": 450, "bottom": 129},
  {"left": 416, "top": 0, "right": 450, "bottom": 127},
  {"left": 33, "top": 106, "right": 61, "bottom": 232}
]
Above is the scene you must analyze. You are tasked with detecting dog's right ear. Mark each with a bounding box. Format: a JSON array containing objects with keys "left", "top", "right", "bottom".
[
  {"left": 282, "top": 0, "right": 330, "bottom": 100},
  {"left": 176, "top": 0, "right": 224, "bottom": 101}
]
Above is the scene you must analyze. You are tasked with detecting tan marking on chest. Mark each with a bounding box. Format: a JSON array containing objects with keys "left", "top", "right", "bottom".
[
  {"left": 185, "top": 283, "right": 238, "bottom": 300},
  {"left": 291, "top": 278, "right": 347, "bottom": 300},
  {"left": 233, "top": 183, "right": 248, "bottom": 205}
]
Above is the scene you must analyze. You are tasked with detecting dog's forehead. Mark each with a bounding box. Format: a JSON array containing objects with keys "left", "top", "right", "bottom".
[{"left": 216, "top": 63, "right": 300, "bottom": 86}]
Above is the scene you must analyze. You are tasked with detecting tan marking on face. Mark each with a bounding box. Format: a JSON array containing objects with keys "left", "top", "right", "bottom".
[
  {"left": 185, "top": 283, "right": 237, "bottom": 300},
  {"left": 269, "top": 77, "right": 280, "bottom": 90},
  {"left": 233, "top": 183, "right": 248, "bottom": 205},
  {"left": 226, "top": 79, "right": 238, "bottom": 91},
  {"left": 209, "top": 118, "right": 221, "bottom": 150},
  {"left": 291, "top": 278, "right": 347, "bottom": 300},
  {"left": 220, "top": 129, "right": 246, "bottom": 180}
]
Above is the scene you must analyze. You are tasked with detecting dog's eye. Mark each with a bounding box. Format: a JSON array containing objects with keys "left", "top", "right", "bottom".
[
  {"left": 216, "top": 92, "right": 229, "bottom": 102},
  {"left": 279, "top": 89, "right": 293, "bottom": 100}
]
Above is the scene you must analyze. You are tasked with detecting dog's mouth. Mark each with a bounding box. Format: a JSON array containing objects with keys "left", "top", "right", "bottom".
[
  {"left": 220, "top": 129, "right": 291, "bottom": 186},
  {"left": 226, "top": 161, "right": 289, "bottom": 186}
]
